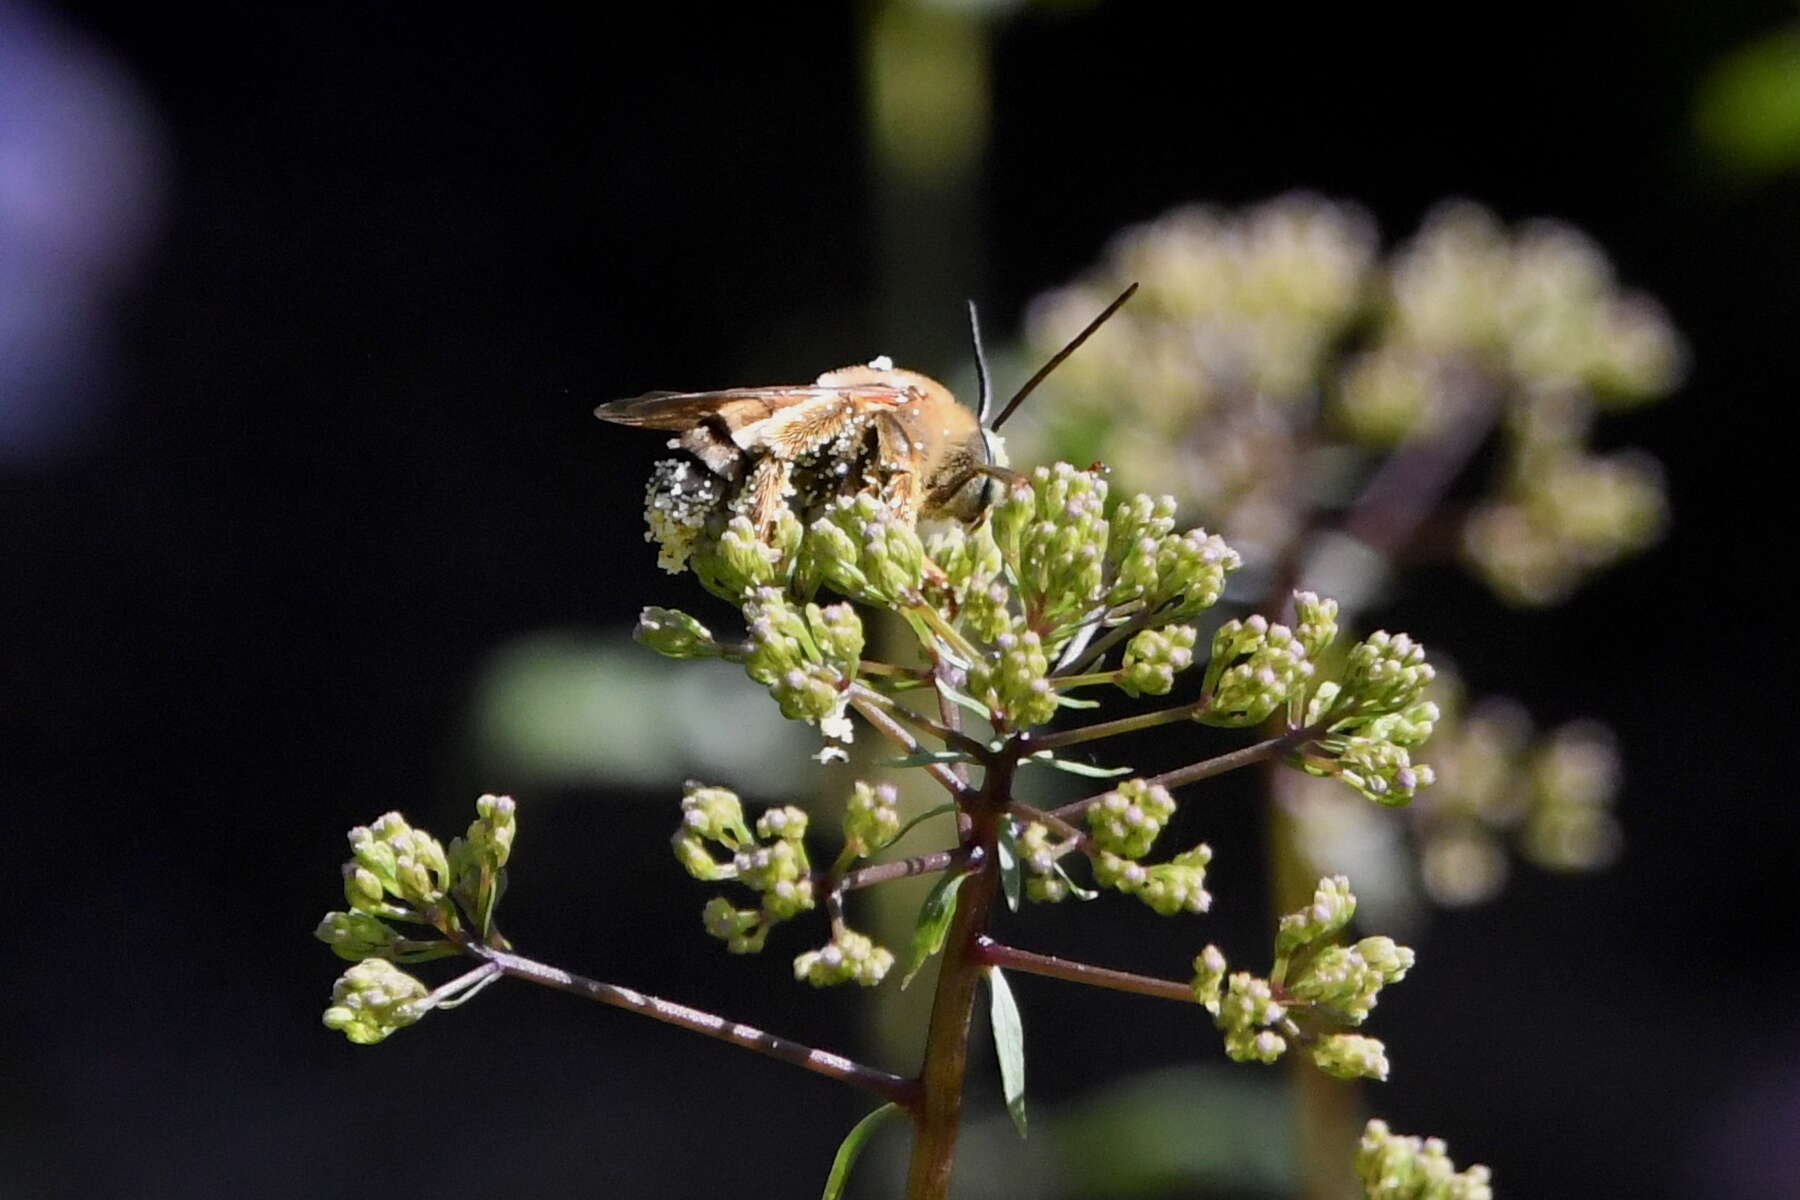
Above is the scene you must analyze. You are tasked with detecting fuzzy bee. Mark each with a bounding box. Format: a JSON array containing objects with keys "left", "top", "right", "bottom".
[{"left": 595, "top": 287, "right": 1135, "bottom": 570}]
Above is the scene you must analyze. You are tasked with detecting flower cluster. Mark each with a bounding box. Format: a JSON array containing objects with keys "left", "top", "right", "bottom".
[
  {"left": 321, "top": 958, "right": 431, "bottom": 1046},
  {"left": 315, "top": 795, "right": 518, "bottom": 1042},
  {"left": 740, "top": 589, "right": 863, "bottom": 741},
  {"left": 1014, "top": 195, "right": 1680, "bottom": 607},
  {"left": 1013, "top": 820, "right": 1086, "bottom": 904},
  {"left": 674, "top": 784, "right": 817, "bottom": 954},
  {"left": 1355, "top": 1119, "right": 1493, "bottom": 1199},
  {"left": 639, "top": 462, "right": 1246, "bottom": 740},
  {"left": 1200, "top": 614, "right": 1315, "bottom": 727},
  {"left": 1293, "top": 629, "right": 1440, "bottom": 805},
  {"left": 1410, "top": 686, "right": 1623, "bottom": 906},
  {"left": 1191, "top": 875, "right": 1414, "bottom": 1081},
  {"left": 793, "top": 927, "right": 895, "bottom": 988},
  {"left": 840, "top": 779, "right": 903, "bottom": 859}
]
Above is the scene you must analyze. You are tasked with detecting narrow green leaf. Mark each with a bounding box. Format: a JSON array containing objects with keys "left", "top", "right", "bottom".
[
  {"left": 820, "top": 1102, "right": 905, "bottom": 1200},
  {"left": 1054, "top": 693, "right": 1102, "bottom": 709},
  {"left": 1022, "top": 751, "right": 1133, "bottom": 778},
  {"left": 934, "top": 675, "right": 993, "bottom": 720},
  {"left": 902, "top": 869, "right": 969, "bottom": 989},
  {"left": 881, "top": 749, "right": 976, "bottom": 769},
  {"left": 872, "top": 801, "right": 958, "bottom": 855},
  {"left": 996, "top": 819, "right": 1023, "bottom": 913},
  {"left": 986, "top": 967, "right": 1028, "bottom": 1138},
  {"left": 1055, "top": 861, "right": 1099, "bottom": 901}
]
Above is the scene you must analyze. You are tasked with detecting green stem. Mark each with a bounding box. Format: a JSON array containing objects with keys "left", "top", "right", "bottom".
[
  {"left": 1052, "top": 670, "right": 1121, "bottom": 691},
  {"left": 1028, "top": 697, "right": 1204, "bottom": 753}
]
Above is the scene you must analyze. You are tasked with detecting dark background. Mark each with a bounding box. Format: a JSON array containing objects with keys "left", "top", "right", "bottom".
[{"left": 6, "top": 2, "right": 1798, "bottom": 1197}]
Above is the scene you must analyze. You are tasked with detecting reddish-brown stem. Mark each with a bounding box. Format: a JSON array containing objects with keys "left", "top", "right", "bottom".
[
  {"left": 850, "top": 691, "right": 973, "bottom": 801},
  {"left": 903, "top": 756, "right": 1013, "bottom": 1198},
  {"left": 836, "top": 849, "right": 962, "bottom": 892},
  {"left": 463, "top": 943, "right": 919, "bottom": 1108},
  {"left": 1048, "top": 729, "right": 1301, "bottom": 823},
  {"left": 973, "top": 937, "right": 1197, "bottom": 1005},
  {"left": 1005, "top": 800, "right": 1091, "bottom": 851}
]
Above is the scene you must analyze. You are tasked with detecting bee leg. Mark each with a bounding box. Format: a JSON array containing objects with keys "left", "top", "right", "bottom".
[
  {"left": 678, "top": 424, "right": 746, "bottom": 482},
  {"left": 738, "top": 455, "right": 796, "bottom": 533},
  {"left": 974, "top": 463, "right": 1028, "bottom": 490},
  {"left": 872, "top": 412, "right": 920, "bottom": 523}
]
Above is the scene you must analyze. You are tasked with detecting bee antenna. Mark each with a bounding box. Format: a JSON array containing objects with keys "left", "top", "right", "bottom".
[
  {"left": 990, "top": 281, "right": 1139, "bottom": 430},
  {"left": 967, "top": 298, "right": 994, "bottom": 424}
]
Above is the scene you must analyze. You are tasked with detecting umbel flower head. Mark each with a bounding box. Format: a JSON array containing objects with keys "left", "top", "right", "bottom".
[
  {"left": 637, "top": 461, "right": 1251, "bottom": 740},
  {"left": 1013, "top": 195, "right": 1682, "bottom": 607}
]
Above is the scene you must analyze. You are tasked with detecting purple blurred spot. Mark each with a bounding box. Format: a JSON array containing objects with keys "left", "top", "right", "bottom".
[{"left": 0, "top": 0, "right": 165, "bottom": 464}]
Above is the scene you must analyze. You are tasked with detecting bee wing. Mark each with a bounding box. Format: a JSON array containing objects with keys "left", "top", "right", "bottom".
[{"left": 596, "top": 384, "right": 916, "bottom": 456}]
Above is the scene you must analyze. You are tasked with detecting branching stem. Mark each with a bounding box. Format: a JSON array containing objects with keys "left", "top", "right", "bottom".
[
  {"left": 1027, "top": 695, "right": 1205, "bottom": 752},
  {"left": 1048, "top": 728, "right": 1303, "bottom": 822},
  {"left": 850, "top": 691, "right": 973, "bottom": 801},
  {"left": 461, "top": 942, "right": 920, "bottom": 1108},
  {"left": 973, "top": 937, "right": 1196, "bottom": 1005}
]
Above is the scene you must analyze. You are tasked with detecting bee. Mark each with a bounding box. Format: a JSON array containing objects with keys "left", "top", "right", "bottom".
[{"left": 595, "top": 286, "right": 1136, "bottom": 561}]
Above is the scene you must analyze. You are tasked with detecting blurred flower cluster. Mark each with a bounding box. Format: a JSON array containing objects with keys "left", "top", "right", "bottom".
[
  {"left": 1017, "top": 195, "right": 1683, "bottom": 606},
  {"left": 1014, "top": 195, "right": 1672, "bottom": 917}
]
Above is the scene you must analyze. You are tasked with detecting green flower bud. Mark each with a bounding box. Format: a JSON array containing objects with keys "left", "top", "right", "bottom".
[
  {"left": 1224, "top": 1026, "right": 1288, "bottom": 1065},
  {"left": 321, "top": 958, "right": 429, "bottom": 1045},
  {"left": 967, "top": 629, "right": 1056, "bottom": 729},
  {"left": 1289, "top": 943, "right": 1404, "bottom": 1024},
  {"left": 692, "top": 514, "right": 796, "bottom": 601},
  {"left": 1135, "top": 844, "right": 1213, "bottom": 916},
  {"left": 741, "top": 589, "right": 860, "bottom": 733},
  {"left": 1312, "top": 1033, "right": 1390, "bottom": 1081},
  {"left": 961, "top": 579, "right": 1016, "bottom": 643},
  {"left": 755, "top": 804, "right": 809, "bottom": 843},
  {"left": 1276, "top": 874, "right": 1356, "bottom": 956},
  {"left": 315, "top": 911, "right": 405, "bottom": 962},
  {"left": 793, "top": 928, "right": 895, "bottom": 988},
  {"left": 701, "top": 896, "right": 769, "bottom": 954},
  {"left": 1292, "top": 591, "right": 1340, "bottom": 659},
  {"left": 1147, "top": 528, "right": 1240, "bottom": 617},
  {"left": 1335, "top": 738, "right": 1436, "bottom": 805},
  {"left": 672, "top": 832, "right": 735, "bottom": 882},
  {"left": 1191, "top": 944, "right": 1227, "bottom": 1013},
  {"left": 1007, "top": 464, "right": 1112, "bottom": 633},
  {"left": 634, "top": 606, "right": 722, "bottom": 659},
  {"left": 1334, "top": 631, "right": 1437, "bottom": 722},
  {"left": 1354, "top": 936, "right": 1415, "bottom": 982},
  {"left": 678, "top": 783, "right": 753, "bottom": 849},
  {"left": 1119, "top": 625, "right": 1198, "bottom": 696},
  {"left": 1201, "top": 614, "right": 1314, "bottom": 727},
  {"left": 842, "top": 781, "right": 902, "bottom": 856},
  {"left": 1015, "top": 821, "right": 1083, "bottom": 903},
  {"left": 1355, "top": 1119, "right": 1493, "bottom": 1200},
  {"left": 1107, "top": 493, "right": 1180, "bottom": 565},
  {"left": 735, "top": 837, "right": 811, "bottom": 899},
  {"left": 345, "top": 814, "right": 452, "bottom": 912},
  {"left": 1216, "top": 971, "right": 1285, "bottom": 1038},
  {"left": 1086, "top": 778, "right": 1177, "bottom": 859},
  {"left": 804, "top": 495, "right": 923, "bottom": 605}
]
